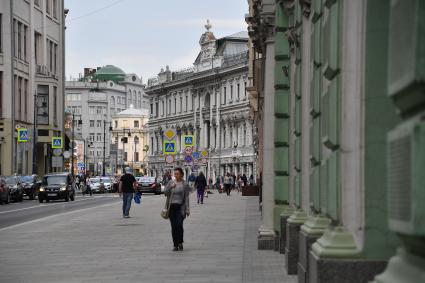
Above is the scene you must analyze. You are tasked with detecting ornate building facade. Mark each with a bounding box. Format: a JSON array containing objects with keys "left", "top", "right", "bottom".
[
  {"left": 65, "top": 65, "right": 149, "bottom": 175},
  {"left": 145, "top": 25, "right": 256, "bottom": 180}
]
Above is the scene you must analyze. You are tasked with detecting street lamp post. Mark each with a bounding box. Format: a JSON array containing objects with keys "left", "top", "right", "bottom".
[{"left": 102, "top": 119, "right": 112, "bottom": 176}]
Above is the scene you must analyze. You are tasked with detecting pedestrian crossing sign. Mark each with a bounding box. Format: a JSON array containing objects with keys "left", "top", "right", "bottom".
[
  {"left": 163, "top": 140, "right": 176, "bottom": 155},
  {"left": 52, "top": 137, "right": 63, "bottom": 149},
  {"left": 183, "top": 135, "right": 195, "bottom": 147},
  {"left": 17, "top": 128, "right": 29, "bottom": 142}
]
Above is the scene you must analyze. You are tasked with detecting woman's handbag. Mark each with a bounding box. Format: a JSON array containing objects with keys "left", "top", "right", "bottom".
[{"left": 161, "top": 190, "right": 173, "bottom": 219}]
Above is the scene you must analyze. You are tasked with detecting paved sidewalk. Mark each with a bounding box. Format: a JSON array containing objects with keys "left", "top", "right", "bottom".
[{"left": 0, "top": 190, "right": 296, "bottom": 283}]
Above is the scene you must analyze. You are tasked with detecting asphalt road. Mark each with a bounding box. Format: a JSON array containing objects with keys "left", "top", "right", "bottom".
[{"left": 0, "top": 194, "right": 123, "bottom": 229}]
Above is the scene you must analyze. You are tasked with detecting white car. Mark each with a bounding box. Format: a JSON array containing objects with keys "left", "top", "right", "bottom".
[
  {"left": 88, "top": 177, "right": 104, "bottom": 193},
  {"left": 101, "top": 177, "right": 112, "bottom": 192}
]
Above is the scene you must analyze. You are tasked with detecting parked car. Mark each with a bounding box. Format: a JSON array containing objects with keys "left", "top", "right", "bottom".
[
  {"left": 0, "top": 177, "right": 10, "bottom": 204},
  {"left": 5, "top": 176, "right": 24, "bottom": 202},
  {"left": 20, "top": 175, "right": 41, "bottom": 200},
  {"left": 88, "top": 177, "right": 105, "bottom": 194},
  {"left": 101, "top": 177, "right": 113, "bottom": 192},
  {"left": 111, "top": 177, "right": 119, "bottom": 193},
  {"left": 38, "top": 172, "right": 75, "bottom": 203},
  {"left": 136, "top": 176, "right": 162, "bottom": 195}
]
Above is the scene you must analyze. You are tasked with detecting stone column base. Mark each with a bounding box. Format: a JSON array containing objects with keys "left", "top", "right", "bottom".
[
  {"left": 279, "top": 208, "right": 295, "bottom": 254},
  {"left": 298, "top": 231, "right": 321, "bottom": 283},
  {"left": 285, "top": 222, "right": 303, "bottom": 274},
  {"left": 274, "top": 233, "right": 280, "bottom": 252},
  {"left": 258, "top": 226, "right": 275, "bottom": 250},
  {"left": 308, "top": 251, "right": 387, "bottom": 283}
]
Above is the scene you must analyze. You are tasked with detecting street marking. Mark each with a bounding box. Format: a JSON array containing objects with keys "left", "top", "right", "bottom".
[
  {"left": 0, "top": 201, "right": 121, "bottom": 232},
  {"left": 0, "top": 196, "right": 112, "bottom": 214}
]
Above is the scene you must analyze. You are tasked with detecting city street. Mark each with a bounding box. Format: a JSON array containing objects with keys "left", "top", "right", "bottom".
[{"left": 0, "top": 192, "right": 296, "bottom": 283}]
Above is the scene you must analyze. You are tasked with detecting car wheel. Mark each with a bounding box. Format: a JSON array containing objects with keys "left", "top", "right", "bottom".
[
  {"left": 29, "top": 192, "right": 35, "bottom": 200},
  {"left": 70, "top": 194, "right": 75, "bottom": 201},
  {"left": 39, "top": 198, "right": 43, "bottom": 203},
  {"left": 19, "top": 194, "right": 24, "bottom": 202}
]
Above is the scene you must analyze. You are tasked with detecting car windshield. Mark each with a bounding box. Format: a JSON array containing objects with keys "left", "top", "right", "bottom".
[
  {"left": 140, "top": 177, "right": 155, "bottom": 183},
  {"left": 90, "top": 178, "right": 100, "bottom": 183},
  {"left": 5, "top": 177, "right": 18, "bottom": 185},
  {"left": 21, "top": 176, "right": 34, "bottom": 183},
  {"left": 101, "top": 177, "right": 111, "bottom": 183},
  {"left": 43, "top": 176, "right": 67, "bottom": 185}
]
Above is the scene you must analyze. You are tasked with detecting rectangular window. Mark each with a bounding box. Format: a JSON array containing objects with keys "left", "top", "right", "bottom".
[
  {"left": 114, "top": 120, "right": 118, "bottom": 128},
  {"left": 0, "top": 72, "right": 2, "bottom": 117},
  {"left": 96, "top": 106, "right": 102, "bottom": 114},
  {"left": 34, "top": 32, "right": 41, "bottom": 65},
  {"left": 180, "top": 97, "right": 182, "bottom": 113},
  {"left": 155, "top": 102, "right": 159, "bottom": 117},
  {"left": 174, "top": 98, "right": 176, "bottom": 114},
  {"left": 89, "top": 107, "right": 95, "bottom": 114},
  {"left": 230, "top": 85, "right": 233, "bottom": 101},
  {"left": 96, "top": 120, "right": 101, "bottom": 127},
  {"left": 18, "top": 77, "right": 22, "bottom": 120},
  {"left": 97, "top": 150, "right": 101, "bottom": 157},
  {"left": 49, "top": 40, "right": 53, "bottom": 72},
  {"left": 53, "top": 0, "right": 58, "bottom": 19},
  {"left": 17, "top": 22, "right": 22, "bottom": 59},
  {"left": 168, "top": 99, "right": 171, "bottom": 114},
  {"left": 150, "top": 103, "right": 153, "bottom": 115},
  {"left": 89, "top": 133, "right": 94, "bottom": 141},
  {"left": 198, "top": 95, "right": 200, "bottom": 110},
  {"left": 37, "top": 85, "right": 49, "bottom": 125},
  {"left": 134, "top": 152, "right": 139, "bottom": 162},
  {"left": 0, "top": 14, "right": 2, "bottom": 53},
  {"left": 134, "top": 120, "right": 139, "bottom": 128},
  {"left": 162, "top": 101, "right": 164, "bottom": 116},
  {"left": 237, "top": 84, "right": 240, "bottom": 100},
  {"left": 54, "top": 43, "right": 57, "bottom": 74},
  {"left": 185, "top": 95, "right": 188, "bottom": 112},
  {"left": 90, "top": 120, "right": 94, "bottom": 127},
  {"left": 97, "top": 134, "right": 102, "bottom": 141},
  {"left": 244, "top": 82, "right": 247, "bottom": 98},
  {"left": 24, "top": 26, "right": 27, "bottom": 62},
  {"left": 223, "top": 87, "right": 226, "bottom": 105},
  {"left": 53, "top": 86, "right": 57, "bottom": 125},
  {"left": 46, "top": 0, "right": 51, "bottom": 15},
  {"left": 24, "top": 79, "right": 28, "bottom": 121}
]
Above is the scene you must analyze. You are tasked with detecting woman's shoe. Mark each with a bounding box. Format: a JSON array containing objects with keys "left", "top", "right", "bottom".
[
  {"left": 173, "top": 246, "right": 178, "bottom": 251},
  {"left": 178, "top": 244, "right": 183, "bottom": 251}
]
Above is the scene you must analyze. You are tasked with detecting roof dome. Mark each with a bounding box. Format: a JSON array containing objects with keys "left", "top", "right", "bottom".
[
  {"left": 117, "top": 104, "right": 149, "bottom": 117},
  {"left": 92, "top": 65, "right": 126, "bottom": 83}
]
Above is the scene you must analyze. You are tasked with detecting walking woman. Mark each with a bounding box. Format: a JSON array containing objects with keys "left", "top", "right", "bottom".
[
  {"left": 195, "top": 171, "right": 207, "bottom": 204},
  {"left": 164, "top": 167, "right": 191, "bottom": 251}
]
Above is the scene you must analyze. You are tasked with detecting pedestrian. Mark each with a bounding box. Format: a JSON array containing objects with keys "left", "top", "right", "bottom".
[
  {"left": 119, "top": 167, "right": 137, "bottom": 218},
  {"left": 195, "top": 171, "right": 207, "bottom": 204},
  {"left": 249, "top": 174, "right": 254, "bottom": 185},
  {"left": 164, "top": 167, "right": 191, "bottom": 251},
  {"left": 242, "top": 174, "right": 248, "bottom": 187},
  {"left": 188, "top": 172, "right": 196, "bottom": 192},
  {"left": 224, "top": 173, "right": 232, "bottom": 196}
]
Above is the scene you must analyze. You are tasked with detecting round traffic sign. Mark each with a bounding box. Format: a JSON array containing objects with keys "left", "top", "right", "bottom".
[
  {"left": 201, "top": 158, "right": 207, "bottom": 164},
  {"left": 63, "top": 151, "right": 71, "bottom": 159},
  {"left": 184, "top": 155, "right": 193, "bottom": 163},
  {"left": 53, "top": 148, "right": 62, "bottom": 156},
  {"left": 184, "top": 146, "right": 193, "bottom": 155},
  {"left": 165, "top": 155, "right": 174, "bottom": 164}
]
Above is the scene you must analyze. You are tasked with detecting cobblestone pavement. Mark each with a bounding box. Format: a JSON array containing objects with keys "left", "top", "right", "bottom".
[{"left": 0, "top": 190, "right": 297, "bottom": 283}]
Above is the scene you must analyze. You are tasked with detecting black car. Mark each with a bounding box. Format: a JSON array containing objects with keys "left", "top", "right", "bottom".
[
  {"left": 38, "top": 173, "right": 75, "bottom": 203},
  {"left": 0, "top": 177, "right": 10, "bottom": 204},
  {"left": 20, "top": 175, "right": 42, "bottom": 200},
  {"left": 136, "top": 176, "right": 162, "bottom": 195},
  {"left": 5, "top": 176, "right": 24, "bottom": 202}
]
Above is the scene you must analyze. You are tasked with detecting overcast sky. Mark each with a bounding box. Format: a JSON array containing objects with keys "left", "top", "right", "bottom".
[{"left": 64, "top": 0, "right": 248, "bottom": 82}]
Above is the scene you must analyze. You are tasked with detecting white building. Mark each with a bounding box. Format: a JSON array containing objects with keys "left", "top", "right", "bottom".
[
  {"left": 0, "top": 0, "right": 66, "bottom": 175},
  {"left": 111, "top": 105, "right": 149, "bottom": 175},
  {"left": 146, "top": 24, "right": 256, "bottom": 180},
  {"left": 65, "top": 65, "right": 148, "bottom": 175}
]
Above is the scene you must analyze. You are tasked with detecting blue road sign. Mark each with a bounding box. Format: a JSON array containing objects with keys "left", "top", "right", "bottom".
[
  {"left": 193, "top": 152, "right": 200, "bottom": 159},
  {"left": 163, "top": 141, "right": 176, "bottom": 154},
  {"left": 184, "top": 155, "right": 193, "bottom": 163},
  {"left": 52, "top": 137, "right": 63, "bottom": 149},
  {"left": 18, "top": 129, "right": 29, "bottom": 142}
]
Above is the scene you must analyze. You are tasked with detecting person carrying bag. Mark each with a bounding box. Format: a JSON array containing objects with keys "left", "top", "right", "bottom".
[{"left": 163, "top": 167, "right": 190, "bottom": 251}]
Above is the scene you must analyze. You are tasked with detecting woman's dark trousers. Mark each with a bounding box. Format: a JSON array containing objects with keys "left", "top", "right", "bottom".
[{"left": 169, "top": 204, "right": 184, "bottom": 247}]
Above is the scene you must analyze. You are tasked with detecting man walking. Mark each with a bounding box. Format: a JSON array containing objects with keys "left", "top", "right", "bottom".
[
  {"left": 224, "top": 173, "right": 232, "bottom": 196},
  {"left": 119, "top": 167, "right": 137, "bottom": 218}
]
